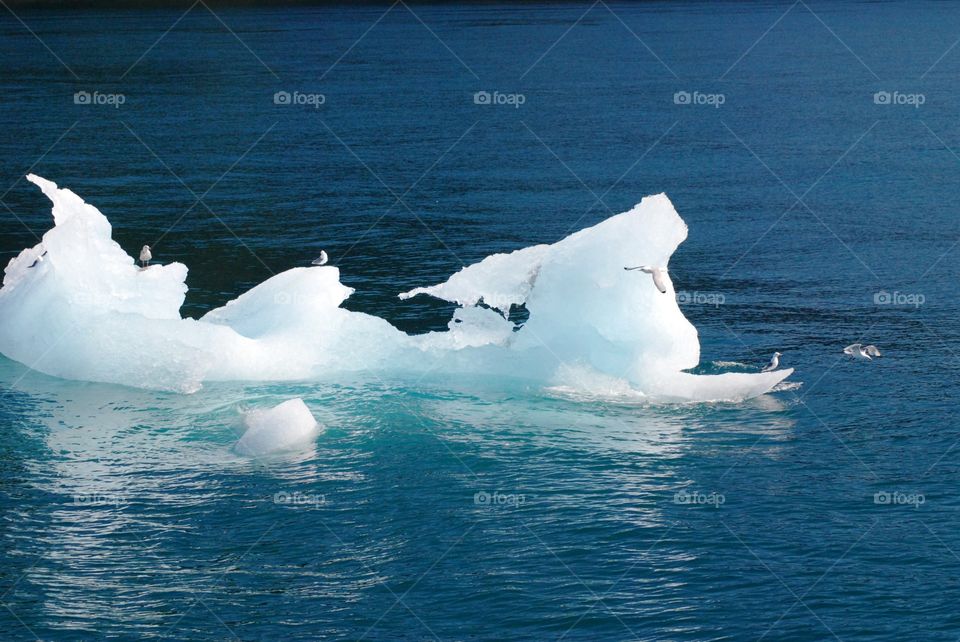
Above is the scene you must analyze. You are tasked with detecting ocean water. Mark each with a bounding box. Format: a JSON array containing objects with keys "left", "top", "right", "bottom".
[{"left": 1, "top": 1, "right": 959, "bottom": 639}]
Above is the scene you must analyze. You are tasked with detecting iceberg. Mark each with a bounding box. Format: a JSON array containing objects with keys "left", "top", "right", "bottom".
[
  {"left": 0, "top": 175, "right": 792, "bottom": 402},
  {"left": 235, "top": 398, "right": 321, "bottom": 456}
]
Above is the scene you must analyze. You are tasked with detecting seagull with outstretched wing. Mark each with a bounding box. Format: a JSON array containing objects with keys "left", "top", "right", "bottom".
[
  {"left": 624, "top": 265, "right": 668, "bottom": 294},
  {"left": 844, "top": 343, "right": 872, "bottom": 360}
]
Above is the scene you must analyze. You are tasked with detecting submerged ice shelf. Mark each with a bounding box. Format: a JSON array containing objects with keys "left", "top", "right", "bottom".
[{"left": 0, "top": 175, "right": 792, "bottom": 402}]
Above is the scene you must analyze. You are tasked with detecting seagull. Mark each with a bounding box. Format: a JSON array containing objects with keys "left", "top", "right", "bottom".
[
  {"left": 28, "top": 250, "right": 47, "bottom": 268},
  {"left": 761, "top": 351, "right": 782, "bottom": 372},
  {"left": 311, "top": 250, "right": 328, "bottom": 266},
  {"left": 624, "top": 265, "right": 668, "bottom": 294},
  {"left": 139, "top": 245, "right": 152, "bottom": 268},
  {"left": 843, "top": 343, "right": 878, "bottom": 360}
]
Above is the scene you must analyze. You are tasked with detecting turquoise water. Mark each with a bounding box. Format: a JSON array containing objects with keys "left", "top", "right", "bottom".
[{"left": 2, "top": 2, "right": 960, "bottom": 639}]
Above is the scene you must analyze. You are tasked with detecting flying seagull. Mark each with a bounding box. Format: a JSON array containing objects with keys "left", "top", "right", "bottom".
[
  {"left": 139, "top": 245, "right": 152, "bottom": 268},
  {"left": 624, "top": 265, "right": 668, "bottom": 294},
  {"left": 312, "top": 250, "right": 328, "bottom": 266},
  {"left": 761, "top": 351, "right": 782, "bottom": 372},
  {"left": 844, "top": 343, "right": 881, "bottom": 360}
]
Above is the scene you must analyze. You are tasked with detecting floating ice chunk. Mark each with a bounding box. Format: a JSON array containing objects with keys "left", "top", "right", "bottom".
[
  {"left": 0, "top": 177, "right": 793, "bottom": 402},
  {"left": 235, "top": 398, "right": 321, "bottom": 456}
]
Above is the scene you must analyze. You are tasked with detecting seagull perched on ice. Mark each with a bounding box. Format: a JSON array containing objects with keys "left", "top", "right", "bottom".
[
  {"left": 28, "top": 250, "right": 47, "bottom": 268},
  {"left": 844, "top": 343, "right": 881, "bottom": 360},
  {"left": 139, "top": 245, "right": 152, "bottom": 268},
  {"left": 761, "top": 351, "right": 782, "bottom": 372},
  {"left": 311, "top": 250, "right": 328, "bottom": 266},
  {"left": 624, "top": 265, "right": 668, "bottom": 294}
]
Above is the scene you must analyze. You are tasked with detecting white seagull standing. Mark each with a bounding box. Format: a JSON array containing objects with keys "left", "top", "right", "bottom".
[
  {"left": 761, "top": 351, "right": 782, "bottom": 372},
  {"left": 139, "top": 245, "right": 152, "bottom": 268},
  {"left": 311, "top": 250, "right": 328, "bottom": 266},
  {"left": 844, "top": 343, "right": 881, "bottom": 360},
  {"left": 28, "top": 248, "right": 47, "bottom": 268},
  {"left": 624, "top": 265, "right": 668, "bottom": 294}
]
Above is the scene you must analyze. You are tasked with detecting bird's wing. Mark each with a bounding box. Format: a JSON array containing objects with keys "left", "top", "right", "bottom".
[
  {"left": 843, "top": 343, "right": 861, "bottom": 354},
  {"left": 760, "top": 354, "right": 778, "bottom": 371},
  {"left": 651, "top": 270, "right": 668, "bottom": 294}
]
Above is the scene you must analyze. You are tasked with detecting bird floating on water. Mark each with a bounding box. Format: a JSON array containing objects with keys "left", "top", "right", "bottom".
[
  {"left": 311, "top": 250, "right": 328, "bottom": 266},
  {"left": 624, "top": 265, "right": 668, "bottom": 294},
  {"left": 844, "top": 343, "right": 881, "bottom": 360},
  {"left": 139, "top": 245, "right": 152, "bottom": 268},
  {"left": 761, "top": 351, "right": 782, "bottom": 372}
]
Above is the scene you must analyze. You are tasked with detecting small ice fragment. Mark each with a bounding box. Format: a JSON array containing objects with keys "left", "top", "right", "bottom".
[{"left": 235, "top": 398, "right": 321, "bottom": 456}]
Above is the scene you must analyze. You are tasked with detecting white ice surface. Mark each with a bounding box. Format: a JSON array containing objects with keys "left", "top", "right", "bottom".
[
  {"left": 234, "top": 398, "right": 321, "bottom": 456},
  {"left": 0, "top": 175, "right": 792, "bottom": 401}
]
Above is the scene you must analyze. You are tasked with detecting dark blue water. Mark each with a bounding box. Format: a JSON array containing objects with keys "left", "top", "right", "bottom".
[{"left": 2, "top": 2, "right": 959, "bottom": 639}]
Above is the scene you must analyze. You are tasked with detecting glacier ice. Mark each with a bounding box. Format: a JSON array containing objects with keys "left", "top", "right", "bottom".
[
  {"left": 0, "top": 175, "right": 792, "bottom": 402},
  {"left": 235, "top": 398, "right": 321, "bottom": 456}
]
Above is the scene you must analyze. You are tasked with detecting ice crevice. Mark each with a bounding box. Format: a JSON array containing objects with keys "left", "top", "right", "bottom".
[{"left": 0, "top": 175, "right": 793, "bottom": 401}]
